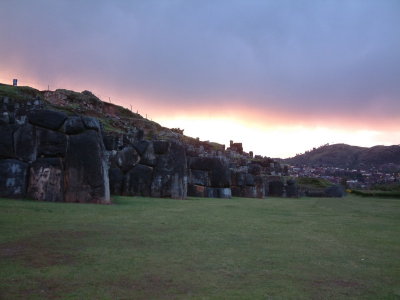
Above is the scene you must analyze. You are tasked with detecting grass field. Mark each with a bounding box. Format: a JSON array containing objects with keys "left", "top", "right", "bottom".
[{"left": 1, "top": 195, "right": 399, "bottom": 299}]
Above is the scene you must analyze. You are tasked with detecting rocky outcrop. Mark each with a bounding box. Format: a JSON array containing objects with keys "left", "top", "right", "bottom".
[
  {"left": 107, "top": 138, "right": 188, "bottom": 199},
  {"left": 2, "top": 85, "right": 335, "bottom": 203},
  {"left": 0, "top": 97, "right": 111, "bottom": 204},
  {"left": 187, "top": 156, "right": 231, "bottom": 198}
]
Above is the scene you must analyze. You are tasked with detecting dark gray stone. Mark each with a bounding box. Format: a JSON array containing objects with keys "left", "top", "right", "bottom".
[
  {"left": 27, "top": 158, "right": 64, "bottom": 202},
  {"left": 245, "top": 174, "right": 255, "bottom": 186},
  {"left": 28, "top": 109, "right": 67, "bottom": 130},
  {"left": 231, "top": 171, "right": 246, "bottom": 187},
  {"left": 325, "top": 185, "right": 346, "bottom": 197},
  {"left": 190, "top": 157, "right": 230, "bottom": 188},
  {"left": 205, "top": 187, "right": 218, "bottom": 198},
  {"left": 153, "top": 140, "right": 170, "bottom": 155},
  {"left": 286, "top": 179, "right": 298, "bottom": 198},
  {"left": 139, "top": 142, "right": 157, "bottom": 167},
  {"left": 116, "top": 146, "right": 140, "bottom": 172},
  {"left": 82, "top": 116, "right": 101, "bottom": 131},
  {"left": 0, "top": 159, "right": 28, "bottom": 198},
  {"left": 188, "top": 184, "right": 205, "bottom": 197},
  {"left": 269, "top": 180, "right": 284, "bottom": 197},
  {"left": 37, "top": 128, "right": 67, "bottom": 157},
  {"left": 243, "top": 186, "right": 257, "bottom": 198},
  {"left": 109, "top": 167, "right": 125, "bottom": 195},
  {"left": 151, "top": 142, "right": 187, "bottom": 198},
  {"left": 189, "top": 169, "right": 210, "bottom": 186},
  {"left": 0, "top": 125, "right": 15, "bottom": 158},
  {"left": 0, "top": 112, "right": 9, "bottom": 125},
  {"left": 14, "top": 123, "right": 37, "bottom": 162},
  {"left": 248, "top": 163, "right": 262, "bottom": 175},
  {"left": 123, "top": 164, "right": 153, "bottom": 197},
  {"left": 231, "top": 186, "right": 242, "bottom": 197},
  {"left": 64, "top": 130, "right": 110, "bottom": 203},
  {"left": 63, "top": 116, "right": 85, "bottom": 134},
  {"left": 218, "top": 188, "right": 232, "bottom": 198},
  {"left": 133, "top": 140, "right": 149, "bottom": 155}
]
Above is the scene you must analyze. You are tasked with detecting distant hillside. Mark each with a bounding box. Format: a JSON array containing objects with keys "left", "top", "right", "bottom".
[{"left": 283, "top": 143, "right": 400, "bottom": 171}]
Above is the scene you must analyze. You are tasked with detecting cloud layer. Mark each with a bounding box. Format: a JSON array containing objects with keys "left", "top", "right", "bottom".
[{"left": 1, "top": 0, "right": 399, "bottom": 156}]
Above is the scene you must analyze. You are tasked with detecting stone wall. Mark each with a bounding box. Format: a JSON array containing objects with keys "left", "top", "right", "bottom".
[
  {"left": 0, "top": 97, "right": 110, "bottom": 203},
  {"left": 0, "top": 95, "right": 294, "bottom": 203},
  {"left": 107, "top": 138, "right": 188, "bottom": 199}
]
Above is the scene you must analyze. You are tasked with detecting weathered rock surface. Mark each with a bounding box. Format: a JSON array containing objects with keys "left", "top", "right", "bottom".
[
  {"left": 151, "top": 142, "right": 187, "bottom": 198},
  {"left": 0, "top": 159, "right": 29, "bottom": 198},
  {"left": 64, "top": 130, "right": 110, "bottom": 204},
  {"left": 325, "top": 185, "right": 345, "bottom": 197},
  {"left": 0, "top": 125, "right": 15, "bottom": 158},
  {"left": 62, "top": 116, "right": 85, "bottom": 134},
  {"left": 14, "top": 124, "right": 37, "bottom": 162},
  {"left": 28, "top": 158, "right": 64, "bottom": 202},
  {"left": 37, "top": 128, "right": 67, "bottom": 157},
  {"left": 28, "top": 109, "right": 67, "bottom": 130},
  {"left": 269, "top": 180, "right": 284, "bottom": 197},
  {"left": 123, "top": 164, "right": 153, "bottom": 197},
  {"left": 116, "top": 146, "right": 140, "bottom": 172},
  {"left": 1, "top": 88, "right": 297, "bottom": 203}
]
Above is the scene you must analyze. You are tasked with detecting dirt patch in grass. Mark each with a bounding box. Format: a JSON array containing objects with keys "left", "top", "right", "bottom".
[
  {"left": 110, "top": 274, "right": 195, "bottom": 299},
  {"left": 3, "top": 277, "right": 82, "bottom": 300},
  {"left": 312, "top": 279, "right": 362, "bottom": 288},
  {"left": 311, "top": 279, "right": 364, "bottom": 299},
  {"left": 0, "top": 230, "right": 89, "bottom": 268}
]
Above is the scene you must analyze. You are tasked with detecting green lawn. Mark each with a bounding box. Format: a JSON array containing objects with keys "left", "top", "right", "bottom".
[{"left": 1, "top": 196, "right": 399, "bottom": 299}]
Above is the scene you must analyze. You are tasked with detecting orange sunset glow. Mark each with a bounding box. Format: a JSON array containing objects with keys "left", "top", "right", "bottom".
[{"left": 1, "top": 0, "right": 399, "bottom": 158}]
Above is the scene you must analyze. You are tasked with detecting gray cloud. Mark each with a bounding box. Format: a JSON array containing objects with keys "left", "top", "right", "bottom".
[{"left": 1, "top": 0, "right": 399, "bottom": 121}]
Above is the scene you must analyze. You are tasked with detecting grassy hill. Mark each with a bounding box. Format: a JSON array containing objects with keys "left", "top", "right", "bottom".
[
  {"left": 0, "top": 83, "right": 222, "bottom": 147},
  {"left": 1, "top": 196, "right": 400, "bottom": 299},
  {"left": 284, "top": 143, "right": 400, "bottom": 170}
]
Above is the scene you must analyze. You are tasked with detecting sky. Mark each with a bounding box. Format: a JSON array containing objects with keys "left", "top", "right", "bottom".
[{"left": 0, "top": 0, "right": 399, "bottom": 158}]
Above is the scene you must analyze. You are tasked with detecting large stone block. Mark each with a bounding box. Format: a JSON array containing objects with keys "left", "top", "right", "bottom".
[
  {"left": 37, "top": 128, "right": 68, "bottom": 157},
  {"left": 123, "top": 164, "right": 153, "bottom": 196},
  {"left": 0, "top": 159, "right": 28, "bottom": 198},
  {"left": 324, "top": 185, "right": 345, "bottom": 197},
  {"left": 64, "top": 131, "right": 110, "bottom": 204},
  {"left": 248, "top": 163, "right": 263, "bottom": 175},
  {"left": 188, "top": 184, "right": 205, "bottom": 197},
  {"left": 218, "top": 188, "right": 232, "bottom": 198},
  {"left": 243, "top": 186, "right": 257, "bottom": 198},
  {"left": 14, "top": 123, "right": 37, "bottom": 162},
  {"left": 151, "top": 142, "right": 187, "bottom": 199},
  {"left": 189, "top": 169, "right": 210, "bottom": 186},
  {"left": 231, "top": 186, "right": 242, "bottom": 197},
  {"left": 62, "top": 116, "right": 85, "bottom": 134},
  {"left": 205, "top": 187, "right": 218, "bottom": 198},
  {"left": 28, "top": 109, "right": 67, "bottom": 130},
  {"left": 210, "top": 167, "right": 231, "bottom": 188},
  {"left": 269, "top": 180, "right": 284, "bottom": 197},
  {"left": 139, "top": 142, "right": 157, "bottom": 167},
  {"left": 231, "top": 171, "right": 246, "bottom": 187},
  {"left": 245, "top": 173, "right": 255, "bottom": 186},
  {"left": 0, "top": 125, "right": 15, "bottom": 158},
  {"left": 153, "top": 140, "right": 170, "bottom": 155},
  {"left": 190, "top": 157, "right": 230, "bottom": 188},
  {"left": 28, "top": 158, "right": 64, "bottom": 202},
  {"left": 109, "top": 168, "right": 125, "bottom": 195},
  {"left": 82, "top": 116, "right": 101, "bottom": 131},
  {"left": 116, "top": 146, "right": 140, "bottom": 172},
  {"left": 133, "top": 140, "right": 150, "bottom": 156},
  {"left": 286, "top": 179, "right": 298, "bottom": 198}
]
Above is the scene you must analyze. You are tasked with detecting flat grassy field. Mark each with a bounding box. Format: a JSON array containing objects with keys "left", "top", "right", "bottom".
[{"left": 1, "top": 195, "right": 399, "bottom": 299}]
